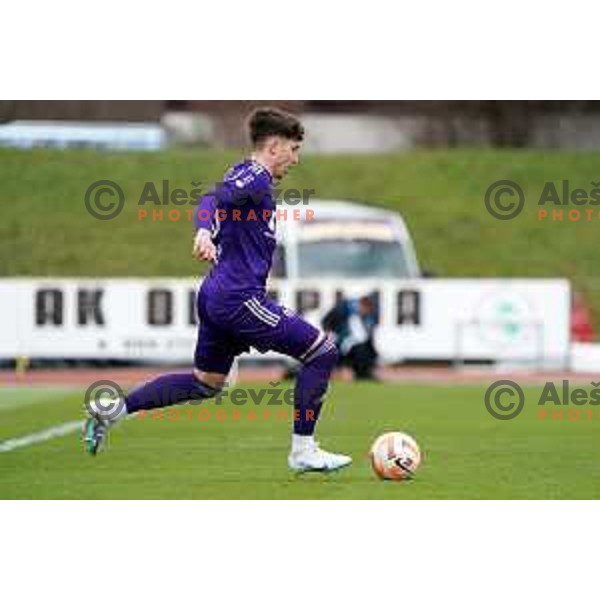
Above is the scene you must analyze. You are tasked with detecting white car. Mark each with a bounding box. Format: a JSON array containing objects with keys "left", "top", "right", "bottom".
[
  {"left": 247, "top": 199, "right": 421, "bottom": 364},
  {"left": 272, "top": 200, "right": 421, "bottom": 280}
]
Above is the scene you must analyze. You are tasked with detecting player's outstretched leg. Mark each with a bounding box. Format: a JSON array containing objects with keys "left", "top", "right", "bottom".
[
  {"left": 288, "top": 336, "right": 352, "bottom": 472},
  {"left": 83, "top": 371, "right": 221, "bottom": 455}
]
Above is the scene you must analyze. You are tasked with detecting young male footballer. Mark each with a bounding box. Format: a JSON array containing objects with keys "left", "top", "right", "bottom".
[{"left": 84, "top": 107, "right": 352, "bottom": 472}]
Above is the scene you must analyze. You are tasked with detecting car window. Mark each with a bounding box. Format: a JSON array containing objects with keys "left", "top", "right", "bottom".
[{"left": 298, "top": 239, "right": 411, "bottom": 278}]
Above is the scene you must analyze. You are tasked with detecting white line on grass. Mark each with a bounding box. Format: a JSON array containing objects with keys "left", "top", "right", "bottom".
[{"left": 0, "top": 420, "right": 83, "bottom": 453}]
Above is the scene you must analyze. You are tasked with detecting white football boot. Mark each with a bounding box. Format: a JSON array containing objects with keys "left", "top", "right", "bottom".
[{"left": 288, "top": 438, "right": 352, "bottom": 473}]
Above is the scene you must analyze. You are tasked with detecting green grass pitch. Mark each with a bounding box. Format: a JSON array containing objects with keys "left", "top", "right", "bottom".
[{"left": 2, "top": 381, "right": 600, "bottom": 499}]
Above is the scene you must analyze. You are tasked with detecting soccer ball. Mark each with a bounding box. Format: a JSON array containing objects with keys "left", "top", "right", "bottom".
[{"left": 369, "top": 432, "right": 421, "bottom": 480}]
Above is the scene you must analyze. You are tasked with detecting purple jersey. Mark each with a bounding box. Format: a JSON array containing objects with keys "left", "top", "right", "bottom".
[
  {"left": 196, "top": 159, "right": 275, "bottom": 297},
  {"left": 193, "top": 158, "right": 324, "bottom": 376}
]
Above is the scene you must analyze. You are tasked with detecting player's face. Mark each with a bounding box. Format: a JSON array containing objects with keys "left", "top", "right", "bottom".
[{"left": 269, "top": 137, "right": 301, "bottom": 180}]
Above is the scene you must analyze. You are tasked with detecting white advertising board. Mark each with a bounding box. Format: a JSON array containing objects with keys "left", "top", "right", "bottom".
[{"left": 0, "top": 278, "right": 571, "bottom": 366}]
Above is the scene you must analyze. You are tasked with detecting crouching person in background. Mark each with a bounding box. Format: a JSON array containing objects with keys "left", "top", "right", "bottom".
[{"left": 322, "top": 294, "right": 379, "bottom": 380}]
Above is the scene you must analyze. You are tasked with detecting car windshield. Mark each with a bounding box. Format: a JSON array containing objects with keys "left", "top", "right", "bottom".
[{"left": 297, "top": 239, "right": 412, "bottom": 278}]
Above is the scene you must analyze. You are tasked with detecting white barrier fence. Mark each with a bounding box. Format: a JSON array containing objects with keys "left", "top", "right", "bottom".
[{"left": 0, "top": 278, "right": 571, "bottom": 367}]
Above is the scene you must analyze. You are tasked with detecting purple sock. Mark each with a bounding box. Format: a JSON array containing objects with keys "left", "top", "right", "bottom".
[
  {"left": 125, "top": 372, "right": 218, "bottom": 414},
  {"left": 294, "top": 340, "right": 338, "bottom": 436}
]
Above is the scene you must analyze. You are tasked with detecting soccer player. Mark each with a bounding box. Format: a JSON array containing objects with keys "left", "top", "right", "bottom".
[{"left": 84, "top": 107, "right": 352, "bottom": 472}]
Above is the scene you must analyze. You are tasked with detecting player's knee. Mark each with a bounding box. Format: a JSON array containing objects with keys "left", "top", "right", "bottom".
[
  {"left": 298, "top": 340, "right": 338, "bottom": 402},
  {"left": 323, "top": 342, "right": 339, "bottom": 371},
  {"left": 306, "top": 336, "right": 338, "bottom": 372},
  {"left": 193, "top": 369, "right": 225, "bottom": 396}
]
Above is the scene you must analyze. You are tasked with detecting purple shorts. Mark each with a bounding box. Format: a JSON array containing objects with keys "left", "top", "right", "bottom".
[{"left": 194, "top": 284, "right": 324, "bottom": 375}]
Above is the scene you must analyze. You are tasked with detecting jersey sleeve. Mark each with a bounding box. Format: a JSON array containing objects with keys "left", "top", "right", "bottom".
[{"left": 194, "top": 192, "right": 217, "bottom": 230}]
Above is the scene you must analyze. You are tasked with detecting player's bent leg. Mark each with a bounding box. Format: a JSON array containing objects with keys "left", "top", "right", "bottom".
[
  {"left": 125, "top": 371, "right": 223, "bottom": 414},
  {"left": 208, "top": 293, "right": 351, "bottom": 471},
  {"left": 288, "top": 334, "right": 352, "bottom": 472},
  {"left": 83, "top": 370, "right": 225, "bottom": 456},
  {"left": 293, "top": 334, "right": 338, "bottom": 437}
]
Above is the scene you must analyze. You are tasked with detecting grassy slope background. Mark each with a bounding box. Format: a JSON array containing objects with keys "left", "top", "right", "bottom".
[{"left": 1, "top": 147, "right": 598, "bottom": 321}]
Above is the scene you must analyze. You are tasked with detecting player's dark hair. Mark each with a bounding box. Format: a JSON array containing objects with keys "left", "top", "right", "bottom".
[{"left": 248, "top": 108, "right": 304, "bottom": 146}]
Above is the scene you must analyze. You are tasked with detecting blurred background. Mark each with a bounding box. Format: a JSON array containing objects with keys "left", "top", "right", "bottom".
[
  {"left": 0, "top": 100, "right": 598, "bottom": 378},
  {"left": 3, "top": 100, "right": 600, "bottom": 150}
]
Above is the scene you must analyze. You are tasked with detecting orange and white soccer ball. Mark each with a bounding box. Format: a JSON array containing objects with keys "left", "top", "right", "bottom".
[{"left": 370, "top": 432, "right": 421, "bottom": 480}]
